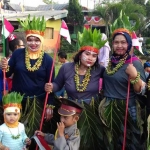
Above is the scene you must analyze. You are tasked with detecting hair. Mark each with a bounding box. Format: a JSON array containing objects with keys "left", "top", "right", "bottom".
[
  {"left": 9, "top": 38, "right": 24, "bottom": 52},
  {"left": 73, "top": 50, "right": 99, "bottom": 68},
  {"left": 58, "top": 51, "right": 67, "bottom": 59}
]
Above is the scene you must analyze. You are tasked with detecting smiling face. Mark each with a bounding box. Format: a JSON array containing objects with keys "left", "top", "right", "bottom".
[
  {"left": 5, "top": 112, "right": 20, "bottom": 124},
  {"left": 80, "top": 50, "right": 98, "bottom": 67},
  {"left": 113, "top": 34, "right": 128, "bottom": 56},
  {"left": 26, "top": 36, "right": 41, "bottom": 51}
]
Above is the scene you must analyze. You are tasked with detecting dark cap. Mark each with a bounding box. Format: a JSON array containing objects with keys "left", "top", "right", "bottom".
[{"left": 58, "top": 98, "right": 84, "bottom": 116}]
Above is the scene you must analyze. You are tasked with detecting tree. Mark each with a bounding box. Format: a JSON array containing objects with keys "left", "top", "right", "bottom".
[
  {"left": 67, "top": 0, "right": 84, "bottom": 33},
  {"left": 42, "top": 0, "right": 56, "bottom": 4},
  {"left": 94, "top": 0, "right": 146, "bottom": 36}
]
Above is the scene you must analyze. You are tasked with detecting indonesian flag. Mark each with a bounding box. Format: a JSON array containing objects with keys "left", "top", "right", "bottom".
[
  {"left": 131, "top": 31, "right": 144, "bottom": 55},
  {"left": 33, "top": 135, "right": 51, "bottom": 150},
  {"left": 60, "top": 20, "right": 71, "bottom": 44},
  {"left": 1, "top": 18, "right": 14, "bottom": 39}
]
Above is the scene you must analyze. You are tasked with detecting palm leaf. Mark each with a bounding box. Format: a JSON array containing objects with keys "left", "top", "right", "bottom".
[
  {"left": 20, "top": 97, "right": 43, "bottom": 137},
  {"left": 78, "top": 97, "right": 108, "bottom": 150},
  {"left": 99, "top": 99, "right": 145, "bottom": 149}
]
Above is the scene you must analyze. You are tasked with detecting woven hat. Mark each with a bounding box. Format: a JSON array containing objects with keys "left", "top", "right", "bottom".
[
  {"left": 2, "top": 92, "right": 23, "bottom": 114},
  {"left": 78, "top": 28, "right": 107, "bottom": 54}
]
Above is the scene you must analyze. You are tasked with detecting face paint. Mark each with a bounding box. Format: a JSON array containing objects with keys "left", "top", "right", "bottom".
[
  {"left": 80, "top": 50, "right": 97, "bottom": 67},
  {"left": 27, "top": 36, "right": 41, "bottom": 52}
]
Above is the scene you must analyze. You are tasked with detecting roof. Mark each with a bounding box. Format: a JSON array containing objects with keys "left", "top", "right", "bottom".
[
  {"left": 8, "top": 3, "right": 89, "bottom": 12},
  {"left": 8, "top": 3, "right": 36, "bottom": 11},
  {"left": 0, "top": 10, "right": 68, "bottom": 21},
  {"left": 37, "top": 3, "right": 69, "bottom": 11}
]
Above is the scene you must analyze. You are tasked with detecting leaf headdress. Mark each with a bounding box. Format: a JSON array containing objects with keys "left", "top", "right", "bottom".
[
  {"left": 2, "top": 92, "right": 24, "bottom": 113},
  {"left": 17, "top": 14, "right": 46, "bottom": 39},
  {"left": 78, "top": 28, "right": 107, "bottom": 54},
  {"left": 110, "top": 10, "right": 138, "bottom": 38}
]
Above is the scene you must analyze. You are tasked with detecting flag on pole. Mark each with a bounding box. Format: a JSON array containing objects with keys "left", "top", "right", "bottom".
[
  {"left": 60, "top": 20, "right": 71, "bottom": 44},
  {"left": 1, "top": 18, "right": 14, "bottom": 39},
  {"left": 33, "top": 135, "right": 51, "bottom": 150},
  {"left": 131, "top": 31, "right": 144, "bottom": 55}
]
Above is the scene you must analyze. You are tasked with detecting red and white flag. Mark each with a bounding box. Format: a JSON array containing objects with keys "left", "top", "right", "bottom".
[
  {"left": 1, "top": 18, "right": 14, "bottom": 39},
  {"left": 33, "top": 135, "right": 51, "bottom": 150},
  {"left": 60, "top": 20, "right": 71, "bottom": 44},
  {"left": 131, "top": 31, "right": 143, "bottom": 55}
]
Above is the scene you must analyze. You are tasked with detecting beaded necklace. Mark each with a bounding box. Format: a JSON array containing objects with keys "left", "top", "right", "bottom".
[
  {"left": 148, "top": 79, "right": 150, "bottom": 91},
  {"left": 106, "top": 54, "right": 128, "bottom": 75},
  {"left": 25, "top": 49, "right": 44, "bottom": 71},
  {"left": 74, "top": 64, "right": 91, "bottom": 92},
  {"left": 7, "top": 126, "right": 20, "bottom": 139}
]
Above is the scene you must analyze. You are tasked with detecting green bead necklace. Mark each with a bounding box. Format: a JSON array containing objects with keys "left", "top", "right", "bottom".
[
  {"left": 106, "top": 54, "right": 128, "bottom": 75},
  {"left": 74, "top": 64, "right": 91, "bottom": 92}
]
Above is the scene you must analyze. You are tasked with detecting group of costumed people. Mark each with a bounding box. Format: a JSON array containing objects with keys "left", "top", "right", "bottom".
[{"left": 0, "top": 13, "right": 149, "bottom": 150}]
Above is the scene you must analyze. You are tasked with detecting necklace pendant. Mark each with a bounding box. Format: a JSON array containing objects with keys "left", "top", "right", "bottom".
[{"left": 11, "top": 134, "right": 20, "bottom": 139}]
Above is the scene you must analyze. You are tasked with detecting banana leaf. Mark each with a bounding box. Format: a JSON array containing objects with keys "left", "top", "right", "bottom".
[
  {"left": 99, "top": 99, "right": 145, "bottom": 150},
  {"left": 78, "top": 96, "right": 108, "bottom": 150},
  {"left": 20, "top": 96, "right": 61, "bottom": 138}
]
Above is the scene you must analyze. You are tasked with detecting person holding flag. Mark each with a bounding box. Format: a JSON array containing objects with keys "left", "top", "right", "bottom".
[
  {"left": 45, "top": 28, "right": 107, "bottom": 149},
  {"left": 99, "top": 11, "right": 146, "bottom": 149},
  {"left": 1, "top": 15, "right": 55, "bottom": 149}
]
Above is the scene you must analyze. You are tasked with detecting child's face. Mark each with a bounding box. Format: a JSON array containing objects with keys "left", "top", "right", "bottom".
[
  {"left": 60, "top": 115, "right": 78, "bottom": 127},
  {"left": 145, "top": 67, "right": 150, "bottom": 72},
  {"left": 5, "top": 112, "right": 20, "bottom": 124}
]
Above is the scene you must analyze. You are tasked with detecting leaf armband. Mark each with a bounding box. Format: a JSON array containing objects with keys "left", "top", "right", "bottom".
[
  {"left": 6, "top": 65, "right": 10, "bottom": 72},
  {"left": 46, "top": 104, "right": 55, "bottom": 109},
  {"left": 130, "top": 72, "right": 140, "bottom": 85}
]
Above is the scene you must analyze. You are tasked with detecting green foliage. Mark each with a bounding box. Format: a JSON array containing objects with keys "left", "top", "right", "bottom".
[
  {"left": 78, "top": 97, "right": 108, "bottom": 150},
  {"left": 99, "top": 99, "right": 144, "bottom": 149},
  {"left": 60, "top": 38, "right": 77, "bottom": 53},
  {"left": 78, "top": 28, "right": 107, "bottom": 49},
  {"left": 146, "top": 38, "right": 150, "bottom": 45},
  {"left": 17, "top": 14, "right": 46, "bottom": 32},
  {"left": 110, "top": 10, "right": 140, "bottom": 34},
  {"left": 42, "top": 0, "right": 55, "bottom": 4},
  {"left": 94, "top": 0, "right": 146, "bottom": 35},
  {"left": 20, "top": 97, "right": 43, "bottom": 137},
  {"left": 2, "top": 92, "right": 24, "bottom": 105},
  {"left": 67, "top": 0, "right": 84, "bottom": 26}
]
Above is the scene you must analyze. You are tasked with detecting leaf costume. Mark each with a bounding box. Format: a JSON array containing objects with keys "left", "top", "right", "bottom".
[
  {"left": 5, "top": 15, "right": 55, "bottom": 143},
  {"left": 52, "top": 28, "right": 107, "bottom": 149},
  {"left": 99, "top": 11, "right": 146, "bottom": 149}
]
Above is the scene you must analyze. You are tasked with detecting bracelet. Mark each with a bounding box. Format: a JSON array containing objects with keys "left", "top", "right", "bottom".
[
  {"left": 130, "top": 72, "right": 140, "bottom": 85},
  {"left": 46, "top": 104, "right": 55, "bottom": 109},
  {"left": 6, "top": 65, "right": 10, "bottom": 72}
]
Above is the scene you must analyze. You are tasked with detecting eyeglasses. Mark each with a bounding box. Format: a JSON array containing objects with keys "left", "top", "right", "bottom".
[{"left": 113, "top": 41, "right": 128, "bottom": 46}]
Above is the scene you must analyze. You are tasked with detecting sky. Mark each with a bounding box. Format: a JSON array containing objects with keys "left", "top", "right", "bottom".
[{"left": 10, "top": 0, "right": 100, "bottom": 9}]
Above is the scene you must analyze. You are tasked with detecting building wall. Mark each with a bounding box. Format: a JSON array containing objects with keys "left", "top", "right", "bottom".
[{"left": 43, "top": 19, "right": 61, "bottom": 53}]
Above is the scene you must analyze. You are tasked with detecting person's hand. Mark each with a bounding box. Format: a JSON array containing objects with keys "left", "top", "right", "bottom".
[
  {"left": 1, "top": 57, "right": 8, "bottom": 70},
  {"left": 25, "top": 138, "right": 31, "bottom": 145},
  {"left": 45, "top": 107, "right": 53, "bottom": 121},
  {"left": 35, "top": 130, "right": 45, "bottom": 137},
  {"left": 45, "top": 83, "right": 53, "bottom": 93},
  {"left": 125, "top": 64, "right": 138, "bottom": 80},
  {"left": 57, "top": 122, "right": 65, "bottom": 137}
]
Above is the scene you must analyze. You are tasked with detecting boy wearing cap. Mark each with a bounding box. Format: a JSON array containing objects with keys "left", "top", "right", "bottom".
[
  {"left": 0, "top": 92, "right": 31, "bottom": 150},
  {"left": 35, "top": 98, "right": 83, "bottom": 150}
]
